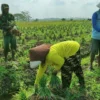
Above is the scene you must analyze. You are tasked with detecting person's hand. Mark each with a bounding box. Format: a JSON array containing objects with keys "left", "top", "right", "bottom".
[
  {"left": 34, "top": 84, "right": 38, "bottom": 95},
  {"left": 9, "top": 27, "right": 21, "bottom": 36},
  {"left": 9, "top": 28, "right": 13, "bottom": 33},
  {"left": 12, "top": 29, "right": 21, "bottom": 36},
  {"left": 52, "top": 70, "right": 59, "bottom": 76}
]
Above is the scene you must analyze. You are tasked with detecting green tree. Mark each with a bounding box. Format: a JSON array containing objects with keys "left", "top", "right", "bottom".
[
  {"left": 61, "top": 18, "right": 66, "bottom": 21},
  {"left": 21, "top": 11, "right": 32, "bottom": 21},
  {"left": 14, "top": 11, "right": 32, "bottom": 21}
]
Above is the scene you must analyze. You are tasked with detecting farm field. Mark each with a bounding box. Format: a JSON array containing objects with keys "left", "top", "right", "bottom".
[{"left": 0, "top": 20, "right": 100, "bottom": 100}]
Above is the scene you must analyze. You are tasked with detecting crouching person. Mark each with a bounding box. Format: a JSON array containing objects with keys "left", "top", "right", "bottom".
[{"left": 29, "top": 41, "right": 85, "bottom": 95}]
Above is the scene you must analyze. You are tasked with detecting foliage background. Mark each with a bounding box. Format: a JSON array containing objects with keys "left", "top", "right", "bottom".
[{"left": 0, "top": 20, "right": 100, "bottom": 100}]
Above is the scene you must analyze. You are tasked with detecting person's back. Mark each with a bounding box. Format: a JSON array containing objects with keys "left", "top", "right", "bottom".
[{"left": 50, "top": 41, "right": 80, "bottom": 58}]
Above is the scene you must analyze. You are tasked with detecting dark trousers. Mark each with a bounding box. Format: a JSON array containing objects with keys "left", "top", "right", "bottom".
[{"left": 61, "top": 50, "right": 85, "bottom": 89}]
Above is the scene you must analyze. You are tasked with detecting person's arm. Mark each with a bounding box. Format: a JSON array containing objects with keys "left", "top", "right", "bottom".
[
  {"left": 92, "top": 12, "right": 100, "bottom": 32},
  {"left": 8, "top": 14, "right": 16, "bottom": 30},
  {"left": 0, "top": 15, "right": 3, "bottom": 30},
  {"left": 34, "top": 63, "right": 47, "bottom": 85},
  {"left": 0, "top": 14, "right": 15, "bottom": 31},
  {"left": 34, "top": 63, "right": 47, "bottom": 94}
]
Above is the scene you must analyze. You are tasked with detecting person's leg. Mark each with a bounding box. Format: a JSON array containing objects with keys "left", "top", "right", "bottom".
[
  {"left": 90, "top": 53, "right": 95, "bottom": 70},
  {"left": 75, "top": 66, "right": 85, "bottom": 89},
  {"left": 11, "top": 35, "right": 16, "bottom": 60},
  {"left": 97, "top": 40, "right": 100, "bottom": 67},
  {"left": 90, "top": 39, "right": 99, "bottom": 70},
  {"left": 60, "top": 49, "right": 81, "bottom": 90},
  {"left": 73, "top": 50, "right": 85, "bottom": 89},
  {"left": 3, "top": 36, "right": 10, "bottom": 62},
  {"left": 97, "top": 53, "right": 100, "bottom": 67},
  {"left": 61, "top": 59, "right": 72, "bottom": 89},
  {"left": 4, "top": 50, "right": 8, "bottom": 62}
]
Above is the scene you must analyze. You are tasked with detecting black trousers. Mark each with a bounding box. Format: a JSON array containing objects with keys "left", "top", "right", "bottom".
[{"left": 61, "top": 50, "right": 85, "bottom": 89}]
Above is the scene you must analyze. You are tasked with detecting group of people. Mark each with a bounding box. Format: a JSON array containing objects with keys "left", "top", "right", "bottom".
[{"left": 0, "top": 2, "right": 100, "bottom": 96}]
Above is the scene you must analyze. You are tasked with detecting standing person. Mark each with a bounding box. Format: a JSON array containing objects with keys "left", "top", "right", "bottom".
[
  {"left": 0, "top": 4, "right": 17, "bottom": 62},
  {"left": 30, "top": 41, "right": 85, "bottom": 93},
  {"left": 90, "top": 2, "right": 100, "bottom": 70}
]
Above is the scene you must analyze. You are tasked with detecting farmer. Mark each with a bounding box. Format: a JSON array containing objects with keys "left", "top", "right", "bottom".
[
  {"left": 30, "top": 40, "right": 85, "bottom": 93},
  {"left": 0, "top": 4, "right": 18, "bottom": 62},
  {"left": 90, "top": 2, "right": 100, "bottom": 70}
]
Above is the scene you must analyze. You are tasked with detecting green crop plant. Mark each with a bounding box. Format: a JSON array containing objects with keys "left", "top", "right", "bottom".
[
  {"left": 0, "top": 20, "right": 98, "bottom": 100},
  {"left": 38, "top": 74, "right": 52, "bottom": 99}
]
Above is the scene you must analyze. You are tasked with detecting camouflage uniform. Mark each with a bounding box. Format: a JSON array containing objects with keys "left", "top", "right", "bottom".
[
  {"left": 61, "top": 49, "right": 85, "bottom": 89},
  {"left": 0, "top": 4, "right": 16, "bottom": 61}
]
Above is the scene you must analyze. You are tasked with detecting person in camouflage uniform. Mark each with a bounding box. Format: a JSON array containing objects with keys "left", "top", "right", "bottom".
[{"left": 0, "top": 4, "right": 17, "bottom": 62}]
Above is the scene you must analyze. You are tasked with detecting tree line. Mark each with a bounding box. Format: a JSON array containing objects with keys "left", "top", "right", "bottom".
[
  {"left": 14, "top": 11, "right": 67, "bottom": 22},
  {"left": 14, "top": 11, "right": 32, "bottom": 21},
  {"left": 14, "top": 11, "right": 91, "bottom": 22}
]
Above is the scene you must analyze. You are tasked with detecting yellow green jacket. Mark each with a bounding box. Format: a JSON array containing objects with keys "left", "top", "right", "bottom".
[{"left": 35, "top": 41, "right": 80, "bottom": 85}]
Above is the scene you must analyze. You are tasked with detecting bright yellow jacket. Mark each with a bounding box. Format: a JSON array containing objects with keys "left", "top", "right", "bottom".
[{"left": 35, "top": 41, "right": 80, "bottom": 85}]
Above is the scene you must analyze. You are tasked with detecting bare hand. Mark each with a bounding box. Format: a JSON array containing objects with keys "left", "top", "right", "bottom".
[{"left": 52, "top": 70, "right": 59, "bottom": 76}]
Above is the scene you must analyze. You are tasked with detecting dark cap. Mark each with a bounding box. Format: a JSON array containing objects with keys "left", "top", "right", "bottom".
[{"left": 1, "top": 4, "right": 9, "bottom": 10}]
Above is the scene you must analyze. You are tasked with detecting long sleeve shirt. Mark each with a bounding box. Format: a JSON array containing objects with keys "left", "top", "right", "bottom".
[
  {"left": 34, "top": 41, "right": 80, "bottom": 85},
  {"left": 0, "top": 13, "right": 15, "bottom": 32},
  {"left": 92, "top": 11, "right": 100, "bottom": 32},
  {"left": 92, "top": 10, "right": 100, "bottom": 40}
]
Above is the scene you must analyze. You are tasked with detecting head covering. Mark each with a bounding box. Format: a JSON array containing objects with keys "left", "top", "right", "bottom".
[
  {"left": 97, "top": 3, "right": 100, "bottom": 8},
  {"left": 1, "top": 4, "right": 9, "bottom": 14},
  {"left": 1, "top": 4, "right": 9, "bottom": 10}
]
